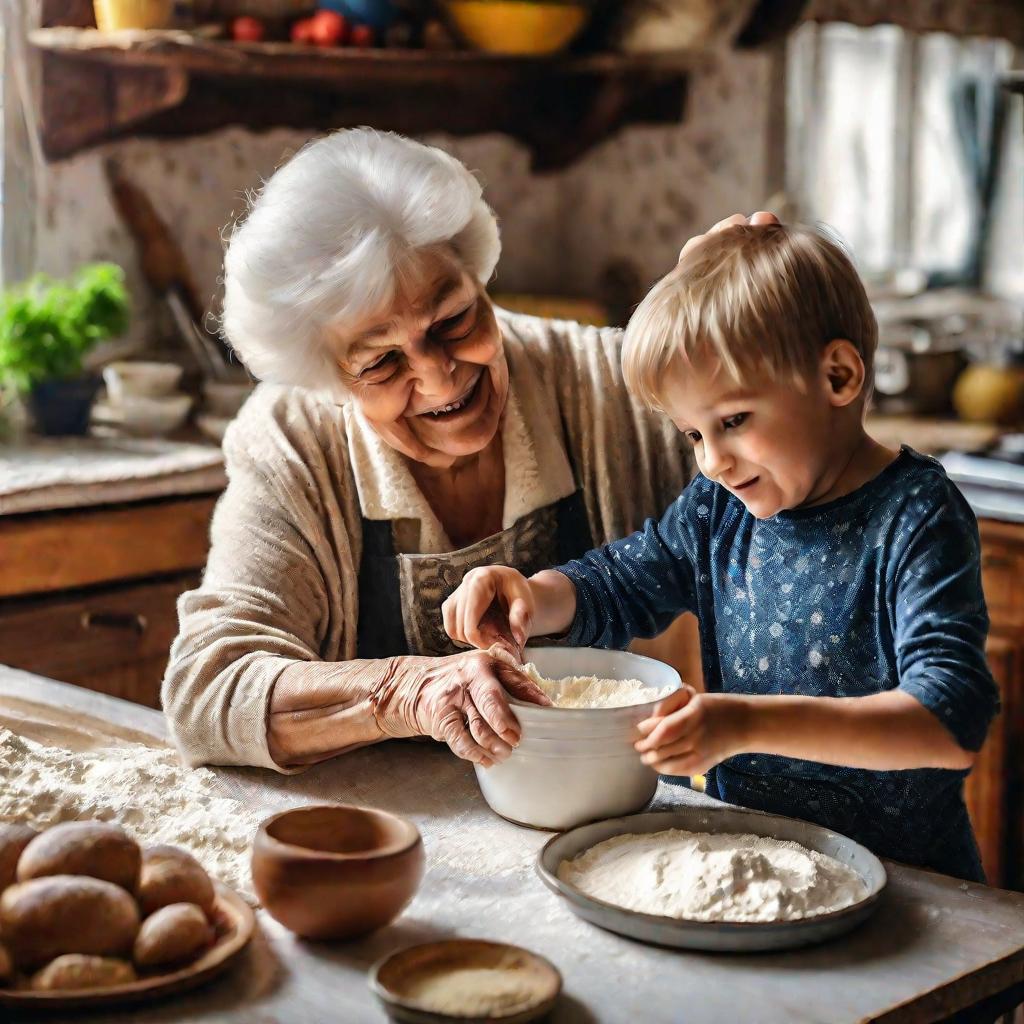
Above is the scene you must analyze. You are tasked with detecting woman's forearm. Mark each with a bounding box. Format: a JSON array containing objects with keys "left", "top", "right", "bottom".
[
  {"left": 735, "top": 689, "right": 975, "bottom": 771},
  {"left": 267, "top": 658, "right": 393, "bottom": 767}
]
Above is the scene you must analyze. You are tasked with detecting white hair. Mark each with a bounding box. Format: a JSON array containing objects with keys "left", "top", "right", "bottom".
[{"left": 221, "top": 128, "right": 501, "bottom": 388}]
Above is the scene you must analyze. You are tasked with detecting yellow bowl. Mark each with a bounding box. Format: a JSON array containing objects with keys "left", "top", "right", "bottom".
[
  {"left": 93, "top": 0, "right": 173, "bottom": 31},
  {"left": 444, "top": 1, "right": 589, "bottom": 55}
]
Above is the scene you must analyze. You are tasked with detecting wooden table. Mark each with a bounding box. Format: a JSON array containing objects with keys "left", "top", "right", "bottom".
[{"left": 1, "top": 665, "right": 1023, "bottom": 1024}]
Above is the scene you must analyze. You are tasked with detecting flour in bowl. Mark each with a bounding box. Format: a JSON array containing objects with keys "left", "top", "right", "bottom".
[
  {"left": 558, "top": 829, "right": 868, "bottom": 922},
  {"left": 519, "top": 662, "right": 672, "bottom": 709}
]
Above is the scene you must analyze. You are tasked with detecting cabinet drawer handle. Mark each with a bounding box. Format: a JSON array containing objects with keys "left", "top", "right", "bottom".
[{"left": 80, "top": 611, "right": 148, "bottom": 634}]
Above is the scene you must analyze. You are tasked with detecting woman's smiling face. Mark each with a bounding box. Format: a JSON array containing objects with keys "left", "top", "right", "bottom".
[{"left": 331, "top": 248, "right": 509, "bottom": 468}]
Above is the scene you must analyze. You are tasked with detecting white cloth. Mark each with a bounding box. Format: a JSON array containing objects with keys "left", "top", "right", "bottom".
[{"left": 0, "top": 437, "right": 225, "bottom": 514}]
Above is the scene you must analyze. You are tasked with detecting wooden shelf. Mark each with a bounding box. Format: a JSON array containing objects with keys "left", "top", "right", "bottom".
[{"left": 30, "top": 27, "right": 706, "bottom": 170}]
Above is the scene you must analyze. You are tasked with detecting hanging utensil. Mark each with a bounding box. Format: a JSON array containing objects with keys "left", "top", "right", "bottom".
[
  {"left": 104, "top": 157, "right": 235, "bottom": 378},
  {"left": 165, "top": 287, "right": 234, "bottom": 382}
]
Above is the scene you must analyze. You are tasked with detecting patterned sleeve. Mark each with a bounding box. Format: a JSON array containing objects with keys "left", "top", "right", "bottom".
[
  {"left": 554, "top": 483, "right": 701, "bottom": 650},
  {"left": 891, "top": 489, "right": 1000, "bottom": 751}
]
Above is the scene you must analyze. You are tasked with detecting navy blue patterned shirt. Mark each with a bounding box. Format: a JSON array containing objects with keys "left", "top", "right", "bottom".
[{"left": 556, "top": 446, "right": 999, "bottom": 881}]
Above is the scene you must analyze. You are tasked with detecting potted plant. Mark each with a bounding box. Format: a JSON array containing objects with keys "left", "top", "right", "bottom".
[{"left": 0, "top": 263, "right": 131, "bottom": 436}]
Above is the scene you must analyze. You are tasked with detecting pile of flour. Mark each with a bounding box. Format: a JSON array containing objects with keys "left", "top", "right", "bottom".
[
  {"left": 520, "top": 662, "right": 672, "bottom": 709},
  {"left": 558, "top": 828, "right": 867, "bottom": 922},
  {"left": 0, "top": 726, "right": 259, "bottom": 900}
]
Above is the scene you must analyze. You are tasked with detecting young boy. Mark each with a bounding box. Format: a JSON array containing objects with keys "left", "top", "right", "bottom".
[{"left": 443, "top": 221, "right": 999, "bottom": 881}]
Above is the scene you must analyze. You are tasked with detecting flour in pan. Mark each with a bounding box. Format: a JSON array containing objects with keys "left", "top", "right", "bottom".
[{"left": 558, "top": 828, "right": 867, "bottom": 922}]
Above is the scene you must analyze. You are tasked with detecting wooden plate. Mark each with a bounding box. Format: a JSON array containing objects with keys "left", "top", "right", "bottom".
[{"left": 0, "top": 881, "right": 255, "bottom": 1010}]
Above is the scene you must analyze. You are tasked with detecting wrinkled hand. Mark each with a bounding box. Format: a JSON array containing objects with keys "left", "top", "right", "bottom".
[
  {"left": 634, "top": 687, "right": 750, "bottom": 776},
  {"left": 442, "top": 566, "right": 535, "bottom": 654},
  {"left": 371, "top": 651, "right": 551, "bottom": 767},
  {"left": 678, "top": 210, "right": 780, "bottom": 263}
]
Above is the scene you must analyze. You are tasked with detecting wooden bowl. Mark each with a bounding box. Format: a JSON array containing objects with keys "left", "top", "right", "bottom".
[{"left": 251, "top": 804, "right": 424, "bottom": 941}]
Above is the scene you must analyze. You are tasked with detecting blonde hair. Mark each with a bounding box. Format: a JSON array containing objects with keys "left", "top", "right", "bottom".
[
  {"left": 622, "top": 224, "right": 877, "bottom": 411},
  {"left": 222, "top": 128, "right": 501, "bottom": 388}
]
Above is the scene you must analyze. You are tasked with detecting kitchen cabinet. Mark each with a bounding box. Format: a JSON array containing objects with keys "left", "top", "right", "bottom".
[
  {"left": 967, "top": 520, "right": 1024, "bottom": 890},
  {"left": 0, "top": 495, "right": 217, "bottom": 708}
]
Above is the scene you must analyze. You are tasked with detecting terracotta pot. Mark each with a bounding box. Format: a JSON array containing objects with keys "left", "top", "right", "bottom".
[{"left": 251, "top": 804, "right": 424, "bottom": 941}]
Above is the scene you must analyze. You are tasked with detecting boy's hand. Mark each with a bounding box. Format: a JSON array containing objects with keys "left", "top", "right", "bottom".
[
  {"left": 634, "top": 688, "right": 751, "bottom": 776},
  {"left": 678, "top": 210, "right": 780, "bottom": 262},
  {"left": 443, "top": 566, "right": 535, "bottom": 654}
]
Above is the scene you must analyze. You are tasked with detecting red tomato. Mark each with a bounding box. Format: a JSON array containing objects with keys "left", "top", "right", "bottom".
[
  {"left": 309, "top": 9, "right": 348, "bottom": 47},
  {"left": 231, "top": 15, "right": 266, "bottom": 42},
  {"left": 350, "top": 23, "right": 374, "bottom": 48},
  {"left": 290, "top": 18, "right": 315, "bottom": 44}
]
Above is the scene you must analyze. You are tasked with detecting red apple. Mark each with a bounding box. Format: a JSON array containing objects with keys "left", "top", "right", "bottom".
[
  {"left": 309, "top": 9, "right": 348, "bottom": 47},
  {"left": 350, "top": 23, "right": 374, "bottom": 48},
  {"left": 231, "top": 15, "right": 266, "bottom": 42},
  {"left": 290, "top": 17, "right": 315, "bottom": 44}
]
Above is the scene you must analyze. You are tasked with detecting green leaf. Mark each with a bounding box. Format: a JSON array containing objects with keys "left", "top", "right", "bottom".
[{"left": 0, "top": 262, "right": 131, "bottom": 393}]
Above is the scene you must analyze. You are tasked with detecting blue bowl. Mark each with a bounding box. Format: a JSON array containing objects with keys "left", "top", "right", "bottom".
[{"left": 317, "top": 0, "right": 395, "bottom": 29}]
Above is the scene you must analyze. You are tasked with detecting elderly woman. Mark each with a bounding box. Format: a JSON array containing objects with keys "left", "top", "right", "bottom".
[{"left": 163, "top": 128, "right": 691, "bottom": 772}]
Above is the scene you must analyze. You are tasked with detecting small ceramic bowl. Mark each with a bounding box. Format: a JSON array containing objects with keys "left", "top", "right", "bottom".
[
  {"left": 202, "top": 379, "right": 253, "bottom": 417},
  {"left": 251, "top": 804, "right": 424, "bottom": 941},
  {"left": 196, "top": 413, "right": 231, "bottom": 445},
  {"left": 102, "top": 360, "right": 183, "bottom": 402},
  {"left": 96, "top": 392, "right": 193, "bottom": 435}
]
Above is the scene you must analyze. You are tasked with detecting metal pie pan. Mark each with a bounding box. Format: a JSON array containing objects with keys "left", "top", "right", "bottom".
[{"left": 537, "top": 807, "right": 887, "bottom": 952}]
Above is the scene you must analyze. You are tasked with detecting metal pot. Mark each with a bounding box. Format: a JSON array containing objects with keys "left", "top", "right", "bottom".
[{"left": 873, "top": 323, "right": 966, "bottom": 416}]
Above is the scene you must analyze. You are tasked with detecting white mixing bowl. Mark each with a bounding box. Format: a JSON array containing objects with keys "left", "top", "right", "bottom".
[{"left": 475, "top": 647, "right": 681, "bottom": 831}]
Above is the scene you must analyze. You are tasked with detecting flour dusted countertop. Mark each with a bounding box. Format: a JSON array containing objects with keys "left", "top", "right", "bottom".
[
  {"left": 1, "top": 664, "right": 1022, "bottom": 1024},
  {"left": 0, "top": 436, "right": 225, "bottom": 515}
]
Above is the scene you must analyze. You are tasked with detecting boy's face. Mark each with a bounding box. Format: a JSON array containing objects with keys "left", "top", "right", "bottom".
[{"left": 662, "top": 353, "right": 843, "bottom": 519}]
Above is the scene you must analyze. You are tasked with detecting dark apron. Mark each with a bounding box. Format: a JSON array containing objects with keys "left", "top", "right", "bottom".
[{"left": 356, "top": 490, "right": 593, "bottom": 659}]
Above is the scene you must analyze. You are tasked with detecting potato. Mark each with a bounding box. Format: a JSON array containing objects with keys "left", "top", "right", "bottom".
[
  {"left": 17, "top": 822, "right": 140, "bottom": 892},
  {"left": 133, "top": 903, "right": 213, "bottom": 968},
  {"left": 30, "top": 954, "right": 136, "bottom": 991},
  {"left": 0, "top": 875, "right": 140, "bottom": 969},
  {"left": 0, "top": 941, "right": 12, "bottom": 983},
  {"left": 137, "top": 846, "right": 215, "bottom": 919},
  {"left": 1, "top": 823, "right": 40, "bottom": 893}
]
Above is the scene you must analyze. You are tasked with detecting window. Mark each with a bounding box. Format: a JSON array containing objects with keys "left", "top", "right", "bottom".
[{"left": 786, "top": 22, "right": 1019, "bottom": 290}]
